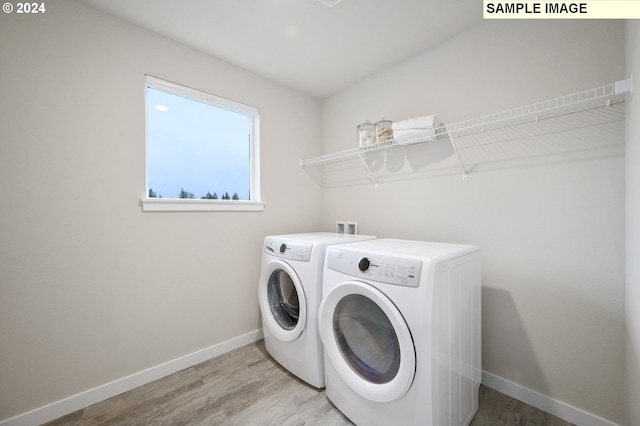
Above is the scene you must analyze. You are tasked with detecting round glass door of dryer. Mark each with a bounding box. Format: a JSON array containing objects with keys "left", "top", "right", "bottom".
[
  {"left": 318, "top": 281, "right": 415, "bottom": 402},
  {"left": 334, "top": 294, "right": 401, "bottom": 384},
  {"left": 258, "top": 260, "right": 307, "bottom": 342}
]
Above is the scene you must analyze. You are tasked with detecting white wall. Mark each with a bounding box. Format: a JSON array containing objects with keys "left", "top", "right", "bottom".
[
  {"left": 626, "top": 20, "right": 640, "bottom": 426},
  {"left": 0, "top": 0, "right": 321, "bottom": 420},
  {"left": 0, "top": 4, "right": 632, "bottom": 424},
  {"left": 321, "top": 20, "right": 626, "bottom": 424}
]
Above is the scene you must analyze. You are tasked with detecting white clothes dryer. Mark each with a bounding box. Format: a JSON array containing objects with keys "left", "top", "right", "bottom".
[
  {"left": 318, "top": 239, "right": 481, "bottom": 426},
  {"left": 258, "top": 232, "right": 376, "bottom": 388}
]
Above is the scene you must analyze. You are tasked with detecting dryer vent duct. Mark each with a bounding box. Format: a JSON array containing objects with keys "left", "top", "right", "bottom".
[{"left": 336, "top": 221, "right": 358, "bottom": 235}]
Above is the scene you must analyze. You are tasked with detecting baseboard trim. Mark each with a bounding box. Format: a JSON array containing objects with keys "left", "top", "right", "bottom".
[
  {"left": 482, "top": 371, "right": 620, "bottom": 426},
  {"left": 2, "top": 341, "right": 620, "bottom": 426},
  {"left": 0, "top": 329, "right": 264, "bottom": 426}
]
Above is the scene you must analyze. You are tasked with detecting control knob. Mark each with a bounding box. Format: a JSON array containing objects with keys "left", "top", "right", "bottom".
[
  {"left": 280, "top": 243, "right": 287, "bottom": 253},
  {"left": 358, "top": 257, "right": 371, "bottom": 272}
]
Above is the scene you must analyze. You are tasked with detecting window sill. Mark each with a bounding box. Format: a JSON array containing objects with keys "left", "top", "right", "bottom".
[{"left": 141, "top": 198, "right": 265, "bottom": 212}]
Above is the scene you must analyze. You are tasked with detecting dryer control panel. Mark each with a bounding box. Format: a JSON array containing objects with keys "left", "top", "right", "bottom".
[
  {"left": 264, "top": 238, "right": 313, "bottom": 262},
  {"left": 327, "top": 248, "right": 422, "bottom": 287}
]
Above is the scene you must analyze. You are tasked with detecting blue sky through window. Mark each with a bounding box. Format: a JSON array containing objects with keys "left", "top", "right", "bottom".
[{"left": 147, "top": 88, "right": 251, "bottom": 200}]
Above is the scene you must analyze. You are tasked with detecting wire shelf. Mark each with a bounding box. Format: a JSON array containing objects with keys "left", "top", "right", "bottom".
[{"left": 300, "top": 77, "right": 632, "bottom": 183}]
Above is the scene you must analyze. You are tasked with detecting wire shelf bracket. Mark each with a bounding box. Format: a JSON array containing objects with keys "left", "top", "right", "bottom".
[
  {"left": 446, "top": 126, "right": 468, "bottom": 181},
  {"left": 357, "top": 148, "right": 379, "bottom": 187}
]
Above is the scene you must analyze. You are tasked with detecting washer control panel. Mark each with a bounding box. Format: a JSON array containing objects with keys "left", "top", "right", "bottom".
[
  {"left": 327, "top": 248, "right": 422, "bottom": 287},
  {"left": 264, "top": 238, "right": 313, "bottom": 262}
]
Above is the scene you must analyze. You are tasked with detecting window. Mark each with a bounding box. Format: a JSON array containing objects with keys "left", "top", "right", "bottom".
[{"left": 142, "top": 75, "right": 263, "bottom": 212}]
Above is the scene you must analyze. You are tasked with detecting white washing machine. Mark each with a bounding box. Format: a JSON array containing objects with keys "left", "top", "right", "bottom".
[
  {"left": 318, "top": 238, "right": 481, "bottom": 425},
  {"left": 258, "top": 232, "right": 376, "bottom": 388}
]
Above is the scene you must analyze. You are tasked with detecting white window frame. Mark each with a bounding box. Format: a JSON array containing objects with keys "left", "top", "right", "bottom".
[{"left": 141, "top": 75, "right": 264, "bottom": 212}]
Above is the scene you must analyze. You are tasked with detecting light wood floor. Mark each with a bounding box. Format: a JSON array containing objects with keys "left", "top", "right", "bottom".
[{"left": 45, "top": 340, "right": 574, "bottom": 426}]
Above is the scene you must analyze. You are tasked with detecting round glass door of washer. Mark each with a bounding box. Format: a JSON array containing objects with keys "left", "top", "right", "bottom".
[
  {"left": 319, "top": 281, "right": 415, "bottom": 402},
  {"left": 258, "top": 260, "right": 307, "bottom": 342}
]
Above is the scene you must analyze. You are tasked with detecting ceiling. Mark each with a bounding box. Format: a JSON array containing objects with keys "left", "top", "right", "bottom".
[{"left": 76, "top": 0, "right": 482, "bottom": 99}]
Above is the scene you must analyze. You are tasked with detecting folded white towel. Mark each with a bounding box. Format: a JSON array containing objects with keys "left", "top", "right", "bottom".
[
  {"left": 391, "top": 114, "right": 436, "bottom": 131},
  {"left": 393, "top": 128, "right": 436, "bottom": 141}
]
